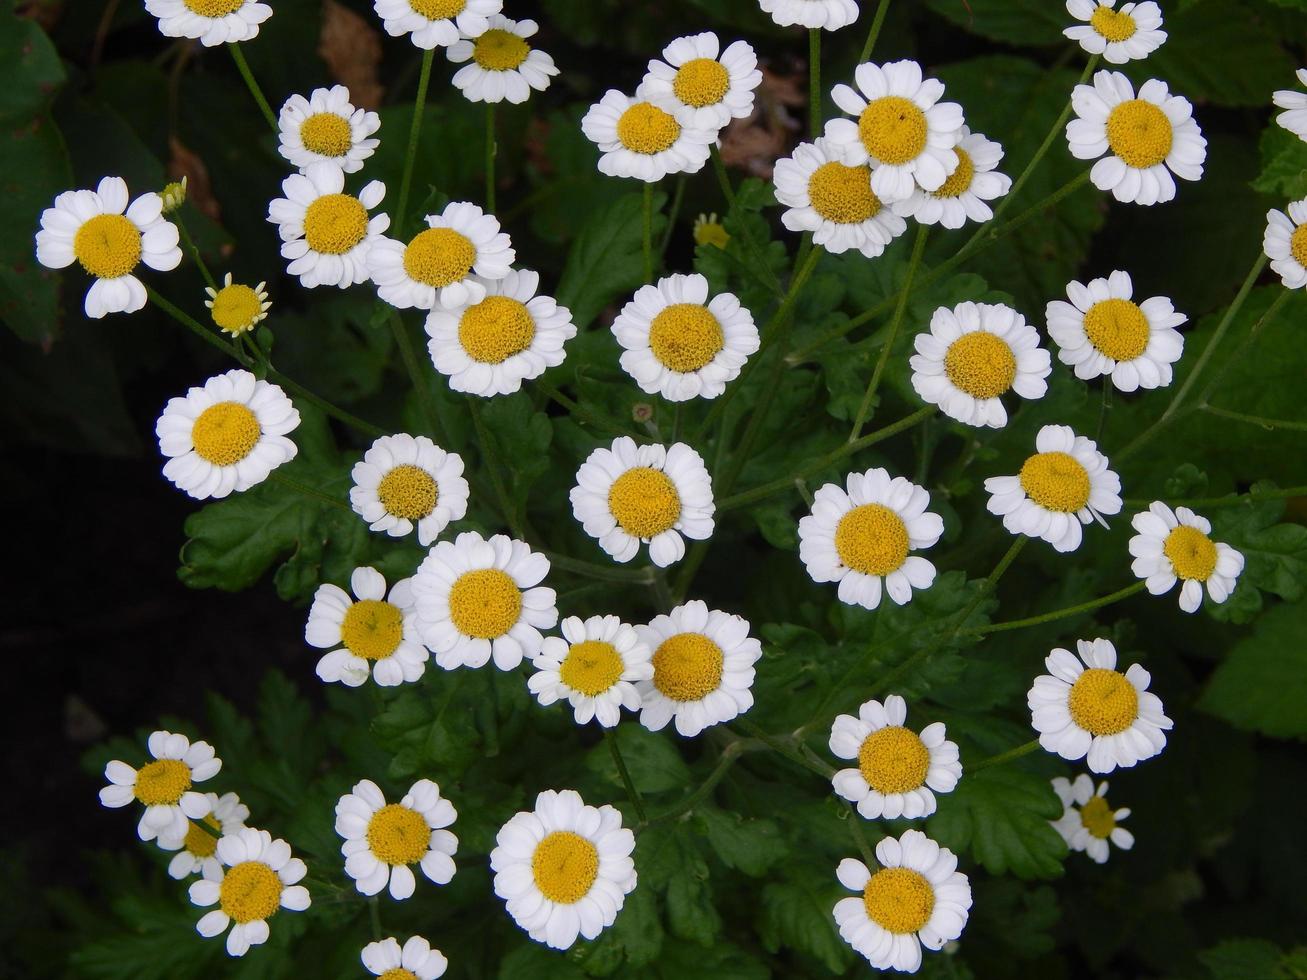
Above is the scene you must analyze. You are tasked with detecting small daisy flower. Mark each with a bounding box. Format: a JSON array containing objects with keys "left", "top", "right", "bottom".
[
  {"left": 693, "top": 212, "right": 730, "bottom": 248},
  {"left": 425, "top": 269, "right": 575, "bottom": 396},
  {"left": 1045, "top": 271, "right": 1186, "bottom": 391},
  {"left": 188, "top": 828, "right": 310, "bottom": 957},
  {"left": 204, "top": 273, "right": 270, "bottom": 337},
  {"left": 528, "top": 615, "right": 654, "bottom": 728},
  {"left": 570, "top": 437, "right": 715, "bottom": 567},
  {"left": 1264, "top": 198, "right": 1307, "bottom": 290},
  {"left": 759, "top": 0, "right": 859, "bottom": 31},
  {"left": 1063, "top": 0, "right": 1166, "bottom": 64},
  {"left": 155, "top": 368, "right": 299, "bottom": 500},
  {"left": 350, "top": 434, "right": 469, "bottom": 546},
  {"left": 336, "top": 778, "right": 458, "bottom": 900},
  {"left": 909, "top": 301, "right": 1051, "bottom": 428},
  {"left": 35, "top": 176, "right": 181, "bottom": 318},
  {"left": 267, "top": 162, "right": 388, "bottom": 288},
  {"left": 490, "top": 789, "right": 637, "bottom": 951},
  {"left": 891, "top": 127, "right": 1012, "bottom": 229},
  {"left": 641, "top": 32, "right": 762, "bottom": 131},
  {"left": 277, "top": 85, "right": 381, "bottom": 174},
  {"left": 1274, "top": 69, "right": 1307, "bottom": 143},
  {"left": 798, "top": 468, "right": 944, "bottom": 611},
  {"left": 446, "top": 16, "right": 558, "bottom": 105},
  {"left": 144, "top": 0, "right": 271, "bottom": 47},
  {"left": 160, "top": 176, "right": 188, "bottom": 214},
  {"left": 362, "top": 936, "right": 448, "bottom": 980},
  {"left": 306, "top": 566, "right": 430, "bottom": 688},
  {"left": 833, "top": 830, "right": 972, "bottom": 974},
  {"left": 823, "top": 60, "right": 965, "bottom": 204},
  {"left": 374, "top": 0, "right": 500, "bottom": 49},
  {"left": 99, "top": 730, "right": 221, "bottom": 842},
  {"left": 1051, "top": 774, "right": 1134, "bottom": 863},
  {"left": 984, "top": 424, "right": 1122, "bottom": 553},
  {"left": 1128, "top": 502, "right": 1244, "bottom": 613},
  {"left": 1028, "top": 637, "right": 1172, "bottom": 773},
  {"left": 159, "top": 792, "right": 250, "bottom": 880},
  {"left": 581, "top": 89, "right": 715, "bottom": 183},
  {"left": 829, "top": 696, "right": 962, "bottom": 820},
  {"left": 1066, "top": 70, "right": 1206, "bottom": 206},
  {"left": 636, "top": 600, "right": 761, "bottom": 738},
  {"left": 773, "top": 138, "right": 908, "bottom": 257},
  {"left": 370, "top": 201, "right": 513, "bottom": 311},
  {"left": 411, "top": 531, "right": 558, "bottom": 671}
]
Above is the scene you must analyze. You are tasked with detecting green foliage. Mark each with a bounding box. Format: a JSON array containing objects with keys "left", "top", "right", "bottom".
[{"left": 1198, "top": 601, "right": 1307, "bottom": 738}]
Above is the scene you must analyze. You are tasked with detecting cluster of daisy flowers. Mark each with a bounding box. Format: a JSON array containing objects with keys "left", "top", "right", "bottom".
[{"left": 1263, "top": 63, "right": 1307, "bottom": 291}]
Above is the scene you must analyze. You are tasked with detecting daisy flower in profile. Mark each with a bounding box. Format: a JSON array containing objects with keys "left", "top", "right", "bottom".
[
  {"left": 1274, "top": 69, "right": 1307, "bottom": 142},
  {"left": 204, "top": 273, "right": 270, "bottom": 337},
  {"left": 447, "top": 16, "right": 558, "bottom": 105},
  {"left": 99, "top": 730, "right": 220, "bottom": 842},
  {"left": 759, "top": 0, "right": 859, "bottom": 31},
  {"left": 1063, "top": 0, "right": 1166, "bottom": 64},
  {"left": 984, "top": 424, "right": 1122, "bottom": 553},
  {"left": 1129, "top": 502, "right": 1244, "bottom": 613},
  {"left": 159, "top": 792, "right": 250, "bottom": 880},
  {"left": 773, "top": 138, "right": 908, "bottom": 257},
  {"left": 833, "top": 830, "right": 972, "bottom": 974},
  {"left": 909, "top": 301, "right": 1050, "bottom": 429},
  {"left": 798, "top": 468, "right": 944, "bottom": 611},
  {"left": 306, "top": 566, "right": 430, "bottom": 688},
  {"left": 570, "top": 438, "right": 714, "bottom": 567},
  {"left": 144, "top": 0, "right": 271, "bottom": 47},
  {"left": 693, "top": 212, "right": 730, "bottom": 248},
  {"left": 641, "top": 33, "right": 762, "bottom": 131},
  {"left": 528, "top": 615, "right": 653, "bottom": 728},
  {"left": 490, "top": 789, "right": 636, "bottom": 951},
  {"left": 350, "top": 434, "right": 469, "bottom": 545},
  {"left": 362, "top": 936, "right": 448, "bottom": 980},
  {"left": 829, "top": 695, "right": 961, "bottom": 820},
  {"left": 1066, "top": 70, "right": 1206, "bottom": 205},
  {"left": 277, "top": 85, "right": 381, "bottom": 174},
  {"left": 1051, "top": 774, "right": 1134, "bottom": 863},
  {"left": 267, "top": 162, "right": 387, "bottom": 288},
  {"left": 1264, "top": 198, "right": 1307, "bottom": 290},
  {"left": 370, "top": 202, "right": 513, "bottom": 310},
  {"left": 824, "top": 60, "right": 965, "bottom": 204},
  {"left": 426, "top": 269, "right": 575, "bottom": 395},
  {"left": 35, "top": 176, "right": 181, "bottom": 318},
  {"left": 155, "top": 369, "right": 300, "bottom": 500},
  {"left": 1028, "top": 637, "right": 1172, "bottom": 774},
  {"left": 891, "top": 127, "right": 1012, "bottom": 229},
  {"left": 411, "top": 531, "right": 558, "bottom": 670},
  {"left": 336, "top": 779, "right": 458, "bottom": 900},
  {"left": 1045, "top": 271, "right": 1186, "bottom": 391},
  {"left": 581, "top": 89, "right": 715, "bottom": 182},
  {"left": 188, "top": 828, "right": 310, "bottom": 957},
  {"left": 374, "top": 0, "right": 500, "bottom": 49},
  {"left": 637, "top": 600, "right": 760, "bottom": 737}
]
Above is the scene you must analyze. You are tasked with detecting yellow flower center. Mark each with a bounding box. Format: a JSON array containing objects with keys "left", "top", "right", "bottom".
[
  {"left": 672, "top": 58, "right": 731, "bottom": 108},
  {"left": 808, "top": 161, "right": 880, "bottom": 224},
  {"left": 944, "top": 331, "right": 1017, "bottom": 399},
  {"left": 448, "top": 568, "right": 522, "bottom": 639},
  {"left": 1162, "top": 525, "right": 1218, "bottom": 582},
  {"left": 379, "top": 971, "right": 419, "bottom": 980},
  {"left": 403, "top": 227, "right": 476, "bottom": 288},
  {"left": 410, "top": 0, "right": 465, "bottom": 18},
  {"left": 219, "top": 861, "right": 282, "bottom": 924},
  {"left": 473, "top": 28, "right": 530, "bottom": 71},
  {"left": 834, "top": 503, "right": 910, "bottom": 576},
  {"left": 532, "top": 831, "right": 599, "bottom": 905},
  {"left": 932, "top": 147, "right": 975, "bottom": 199},
  {"left": 298, "top": 112, "right": 353, "bottom": 157},
  {"left": 183, "top": 817, "right": 221, "bottom": 858},
  {"left": 366, "top": 803, "right": 431, "bottom": 865},
  {"left": 1082, "top": 298, "right": 1150, "bottom": 361},
  {"left": 652, "top": 632, "right": 724, "bottom": 702},
  {"left": 648, "top": 303, "right": 724, "bottom": 373},
  {"left": 693, "top": 216, "right": 730, "bottom": 249},
  {"left": 1078, "top": 794, "right": 1117, "bottom": 839},
  {"left": 862, "top": 867, "right": 935, "bottom": 935},
  {"left": 1019, "top": 451, "right": 1091, "bottom": 513},
  {"left": 209, "top": 283, "right": 264, "bottom": 336},
  {"left": 377, "top": 464, "right": 438, "bottom": 520},
  {"left": 616, "top": 102, "right": 681, "bottom": 155},
  {"left": 1290, "top": 223, "right": 1307, "bottom": 266},
  {"left": 559, "top": 640, "right": 625, "bottom": 696},
  {"left": 1106, "top": 99, "right": 1173, "bottom": 169},
  {"left": 1067, "top": 667, "right": 1139, "bottom": 736},
  {"left": 858, "top": 96, "right": 929, "bottom": 166},
  {"left": 340, "top": 599, "right": 404, "bottom": 661},
  {"left": 607, "top": 467, "right": 682, "bottom": 539},
  {"left": 457, "top": 295, "right": 536, "bottom": 363},
  {"left": 183, "top": 0, "right": 245, "bottom": 15},
  {"left": 73, "top": 213, "right": 142, "bottom": 279},
  {"left": 858, "top": 725, "right": 930, "bottom": 794},
  {"left": 303, "top": 193, "right": 368, "bottom": 255},
  {"left": 1090, "top": 5, "right": 1137, "bottom": 41},
  {"left": 191, "top": 401, "right": 261, "bottom": 467},
  {"left": 133, "top": 759, "right": 192, "bottom": 806}
]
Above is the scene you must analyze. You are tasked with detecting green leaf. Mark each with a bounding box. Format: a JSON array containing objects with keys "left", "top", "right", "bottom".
[
  {"left": 922, "top": 0, "right": 1068, "bottom": 45},
  {"left": 556, "top": 191, "right": 668, "bottom": 330},
  {"left": 1210, "top": 486, "right": 1307, "bottom": 604},
  {"left": 756, "top": 866, "right": 853, "bottom": 974},
  {"left": 635, "top": 823, "right": 721, "bottom": 945},
  {"left": 1198, "top": 601, "right": 1307, "bottom": 738},
  {"left": 480, "top": 391, "right": 554, "bottom": 521},
  {"left": 1199, "top": 938, "right": 1287, "bottom": 980},
  {"left": 0, "top": 6, "right": 65, "bottom": 123},
  {"left": 585, "top": 723, "right": 691, "bottom": 795},
  {"left": 695, "top": 807, "right": 789, "bottom": 877},
  {"left": 1252, "top": 124, "right": 1307, "bottom": 201}
]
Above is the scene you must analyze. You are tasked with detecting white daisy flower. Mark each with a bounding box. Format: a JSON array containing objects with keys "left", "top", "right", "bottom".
[
  {"left": 490, "top": 789, "right": 637, "bottom": 951},
  {"left": 528, "top": 615, "right": 654, "bottom": 728},
  {"left": 425, "top": 269, "right": 575, "bottom": 396},
  {"left": 158, "top": 792, "right": 250, "bottom": 880},
  {"left": 99, "top": 730, "right": 221, "bottom": 842},
  {"left": 144, "top": 0, "right": 271, "bottom": 47},
  {"left": 1045, "top": 271, "right": 1186, "bottom": 391},
  {"left": 35, "top": 176, "right": 181, "bottom": 318},
  {"left": 636, "top": 600, "right": 760, "bottom": 738},
  {"left": 833, "top": 830, "right": 972, "bottom": 974},
  {"left": 1066, "top": 70, "right": 1206, "bottom": 206},
  {"left": 1028, "top": 637, "right": 1172, "bottom": 774},
  {"left": 773, "top": 138, "right": 908, "bottom": 257},
  {"left": 909, "top": 301, "right": 1051, "bottom": 429},
  {"left": 581, "top": 89, "right": 715, "bottom": 183},
  {"left": 640, "top": 32, "right": 762, "bottom": 131},
  {"left": 370, "top": 201, "right": 513, "bottom": 311},
  {"left": 1051, "top": 774, "right": 1134, "bottom": 863},
  {"left": 1274, "top": 68, "right": 1307, "bottom": 143},
  {"left": 277, "top": 85, "right": 381, "bottom": 174},
  {"left": 798, "top": 468, "right": 944, "bottom": 611},
  {"left": 349, "top": 434, "right": 469, "bottom": 546},
  {"left": 306, "top": 566, "right": 430, "bottom": 688},
  {"left": 155, "top": 368, "right": 300, "bottom": 500},
  {"left": 188, "top": 828, "right": 311, "bottom": 957},
  {"left": 823, "top": 60, "right": 965, "bottom": 204},
  {"left": 446, "top": 16, "right": 558, "bottom": 105},
  {"left": 267, "top": 162, "right": 388, "bottom": 288},
  {"left": 411, "top": 531, "right": 558, "bottom": 671},
  {"left": 1128, "top": 502, "right": 1245, "bottom": 613},
  {"left": 362, "top": 936, "right": 448, "bottom": 980},
  {"left": 1063, "top": 0, "right": 1166, "bottom": 64},
  {"left": 1264, "top": 198, "right": 1307, "bottom": 290},
  {"left": 891, "top": 127, "right": 1012, "bottom": 229},
  {"left": 829, "top": 695, "right": 962, "bottom": 820},
  {"left": 335, "top": 778, "right": 458, "bottom": 900},
  {"left": 758, "top": 0, "right": 859, "bottom": 31},
  {"left": 373, "top": 0, "right": 500, "bottom": 49},
  {"left": 570, "top": 437, "right": 714, "bottom": 567},
  {"left": 204, "top": 273, "right": 270, "bottom": 337},
  {"left": 984, "top": 424, "right": 1122, "bottom": 553}
]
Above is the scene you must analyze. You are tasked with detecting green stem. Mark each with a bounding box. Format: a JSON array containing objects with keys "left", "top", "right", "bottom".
[
  {"left": 642, "top": 181, "right": 655, "bottom": 282},
  {"left": 808, "top": 29, "right": 821, "bottom": 140},
  {"left": 1095, "top": 380, "right": 1112, "bottom": 441},
  {"left": 975, "top": 581, "right": 1146, "bottom": 636},
  {"left": 969, "top": 738, "right": 1040, "bottom": 773},
  {"left": 229, "top": 45, "right": 277, "bottom": 132},
  {"left": 269, "top": 470, "right": 351, "bottom": 511},
  {"left": 647, "top": 740, "right": 752, "bottom": 825},
  {"left": 857, "top": 0, "right": 893, "bottom": 62},
  {"left": 470, "top": 398, "right": 521, "bottom": 536},
  {"left": 387, "top": 310, "right": 447, "bottom": 444},
  {"left": 707, "top": 143, "right": 784, "bottom": 300},
  {"left": 1200, "top": 405, "right": 1307, "bottom": 433},
  {"left": 543, "top": 551, "right": 656, "bottom": 584},
  {"left": 736, "top": 717, "right": 834, "bottom": 779},
  {"left": 485, "top": 102, "right": 497, "bottom": 212},
  {"left": 710, "top": 142, "right": 736, "bottom": 208},
  {"left": 396, "top": 47, "right": 435, "bottom": 236},
  {"left": 605, "top": 728, "right": 648, "bottom": 824},
  {"left": 1193, "top": 289, "right": 1293, "bottom": 408},
  {"left": 535, "top": 381, "right": 644, "bottom": 440},
  {"left": 367, "top": 896, "right": 382, "bottom": 942},
  {"left": 658, "top": 176, "right": 687, "bottom": 259},
  {"left": 174, "top": 212, "right": 216, "bottom": 290}
]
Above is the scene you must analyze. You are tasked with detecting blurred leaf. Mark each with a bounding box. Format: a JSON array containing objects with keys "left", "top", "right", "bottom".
[
  {"left": 585, "top": 724, "right": 691, "bottom": 795},
  {"left": 1198, "top": 601, "right": 1307, "bottom": 738},
  {"left": 695, "top": 807, "right": 789, "bottom": 877},
  {"left": 922, "top": 0, "right": 1068, "bottom": 45},
  {"left": 756, "top": 865, "right": 853, "bottom": 974},
  {"left": 1199, "top": 938, "right": 1287, "bottom": 980},
  {"left": 1252, "top": 124, "right": 1307, "bottom": 200}
]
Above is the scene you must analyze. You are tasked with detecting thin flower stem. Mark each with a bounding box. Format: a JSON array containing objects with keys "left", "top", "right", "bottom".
[
  {"left": 969, "top": 738, "right": 1041, "bottom": 773},
  {"left": 842, "top": 801, "right": 877, "bottom": 866},
  {"left": 535, "top": 381, "right": 645, "bottom": 440},
  {"left": 1200, "top": 405, "right": 1307, "bottom": 433},
  {"left": 605, "top": 728, "right": 648, "bottom": 824},
  {"left": 269, "top": 470, "right": 351, "bottom": 511},
  {"left": 1095, "top": 381, "right": 1112, "bottom": 441},
  {"left": 857, "top": 0, "right": 894, "bottom": 62},
  {"left": 974, "top": 580, "right": 1147, "bottom": 636},
  {"left": 658, "top": 176, "right": 687, "bottom": 258},
  {"left": 469, "top": 398, "right": 522, "bottom": 536},
  {"left": 229, "top": 46, "right": 278, "bottom": 132},
  {"left": 1123, "top": 485, "right": 1307, "bottom": 510},
  {"left": 173, "top": 212, "right": 216, "bottom": 290},
  {"left": 368, "top": 896, "right": 382, "bottom": 942},
  {"left": 1192, "top": 289, "right": 1294, "bottom": 409},
  {"left": 646, "top": 740, "right": 753, "bottom": 825},
  {"left": 543, "top": 551, "right": 656, "bottom": 584},
  {"left": 709, "top": 143, "right": 736, "bottom": 208},
  {"left": 387, "top": 309, "right": 449, "bottom": 444},
  {"left": 736, "top": 717, "right": 834, "bottom": 779},
  {"left": 642, "top": 181, "right": 655, "bottom": 282},
  {"left": 396, "top": 47, "right": 436, "bottom": 237},
  {"left": 485, "top": 102, "right": 497, "bottom": 212},
  {"left": 808, "top": 29, "right": 821, "bottom": 139}
]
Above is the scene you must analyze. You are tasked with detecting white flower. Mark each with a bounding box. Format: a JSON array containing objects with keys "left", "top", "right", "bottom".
[
  {"left": 1028, "top": 637, "right": 1172, "bottom": 774},
  {"left": 1063, "top": 0, "right": 1166, "bottom": 64},
  {"left": 1264, "top": 198, "right": 1307, "bottom": 290},
  {"left": 1128, "top": 502, "right": 1244, "bottom": 613},
  {"left": 641, "top": 32, "right": 762, "bottom": 131},
  {"left": 99, "top": 730, "right": 220, "bottom": 842},
  {"left": 1274, "top": 68, "right": 1307, "bottom": 143},
  {"left": 335, "top": 778, "right": 458, "bottom": 899},
  {"left": 362, "top": 936, "right": 448, "bottom": 980},
  {"left": 306, "top": 566, "right": 430, "bottom": 688},
  {"left": 277, "top": 85, "right": 381, "bottom": 174},
  {"left": 370, "top": 201, "right": 514, "bottom": 310},
  {"left": 1045, "top": 271, "right": 1186, "bottom": 391},
  {"left": 188, "top": 828, "right": 311, "bottom": 957},
  {"left": 490, "top": 789, "right": 636, "bottom": 950},
  {"left": 829, "top": 696, "right": 962, "bottom": 820},
  {"left": 891, "top": 127, "right": 1011, "bottom": 229},
  {"left": 528, "top": 615, "right": 653, "bottom": 728},
  {"left": 155, "top": 368, "right": 299, "bottom": 500},
  {"left": 425, "top": 269, "right": 575, "bottom": 395},
  {"left": 581, "top": 89, "right": 715, "bottom": 182},
  {"left": 758, "top": 0, "right": 859, "bottom": 31},
  {"left": 350, "top": 434, "right": 469, "bottom": 545},
  {"left": 35, "top": 176, "right": 181, "bottom": 318},
  {"left": 636, "top": 600, "right": 760, "bottom": 737},
  {"left": 267, "top": 162, "right": 388, "bottom": 288},
  {"left": 373, "top": 0, "right": 501, "bottom": 49},
  {"left": 158, "top": 792, "right": 250, "bottom": 880},
  {"left": 1066, "top": 70, "right": 1206, "bottom": 206},
  {"left": 144, "top": 0, "right": 271, "bottom": 47},
  {"left": 823, "top": 60, "right": 965, "bottom": 204},
  {"left": 411, "top": 531, "right": 558, "bottom": 670},
  {"left": 204, "top": 273, "right": 271, "bottom": 336},
  {"left": 833, "top": 830, "right": 972, "bottom": 974},
  {"left": 984, "top": 424, "right": 1122, "bottom": 553},
  {"left": 570, "top": 437, "right": 714, "bottom": 567},
  {"left": 1051, "top": 775, "right": 1134, "bottom": 863},
  {"left": 909, "top": 301, "right": 1050, "bottom": 428},
  {"left": 446, "top": 16, "right": 558, "bottom": 104}
]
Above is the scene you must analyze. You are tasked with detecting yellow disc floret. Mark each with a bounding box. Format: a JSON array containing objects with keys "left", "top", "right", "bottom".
[
  {"left": 379, "top": 970, "right": 419, "bottom": 980},
  {"left": 184, "top": 819, "right": 220, "bottom": 858},
  {"left": 1163, "top": 525, "right": 1218, "bottom": 582},
  {"left": 448, "top": 568, "right": 522, "bottom": 639},
  {"left": 1068, "top": 667, "right": 1139, "bottom": 736},
  {"left": 73, "top": 213, "right": 142, "bottom": 279},
  {"left": 133, "top": 759, "right": 192, "bottom": 806},
  {"left": 616, "top": 102, "right": 681, "bottom": 155},
  {"left": 191, "top": 402, "right": 261, "bottom": 467},
  {"left": 1019, "top": 452, "right": 1091, "bottom": 513},
  {"left": 648, "top": 303, "right": 724, "bottom": 373},
  {"left": 1083, "top": 298, "right": 1150, "bottom": 361},
  {"left": 858, "top": 726, "right": 931, "bottom": 794},
  {"left": 673, "top": 58, "right": 731, "bottom": 108},
  {"left": 560, "top": 640, "right": 625, "bottom": 696},
  {"left": 862, "top": 867, "right": 935, "bottom": 935},
  {"left": 608, "top": 467, "right": 682, "bottom": 539},
  {"left": 410, "top": 0, "right": 465, "bottom": 18},
  {"left": 366, "top": 804, "right": 430, "bottom": 865},
  {"left": 299, "top": 113, "right": 353, "bottom": 158},
  {"left": 303, "top": 193, "right": 368, "bottom": 255},
  {"left": 944, "top": 331, "right": 1017, "bottom": 399},
  {"left": 340, "top": 599, "right": 404, "bottom": 661},
  {"left": 1289, "top": 223, "right": 1307, "bottom": 266},
  {"left": 932, "top": 148, "right": 975, "bottom": 199},
  {"left": 183, "top": 0, "right": 245, "bottom": 15},
  {"left": 378, "top": 464, "right": 438, "bottom": 520},
  {"left": 209, "top": 282, "right": 265, "bottom": 336},
  {"left": 404, "top": 227, "right": 476, "bottom": 288},
  {"left": 458, "top": 295, "right": 536, "bottom": 363},
  {"left": 1078, "top": 794, "right": 1117, "bottom": 838},
  {"left": 652, "top": 632, "right": 724, "bottom": 702},
  {"left": 808, "top": 162, "right": 879, "bottom": 224},
  {"left": 834, "top": 504, "right": 910, "bottom": 576},
  {"left": 1090, "top": 5, "right": 1137, "bottom": 42},
  {"left": 473, "top": 29, "right": 530, "bottom": 71},
  {"left": 219, "top": 861, "right": 282, "bottom": 924},
  {"left": 1106, "top": 99, "right": 1173, "bottom": 169},
  {"left": 532, "top": 831, "right": 599, "bottom": 904},
  {"left": 858, "top": 96, "right": 929, "bottom": 166}
]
